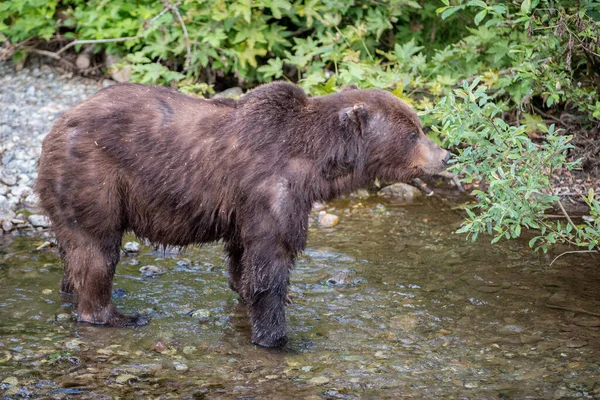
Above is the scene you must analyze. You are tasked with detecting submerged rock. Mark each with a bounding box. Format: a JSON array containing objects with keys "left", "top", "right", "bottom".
[
  {"left": 140, "top": 265, "right": 164, "bottom": 277},
  {"left": 307, "top": 376, "right": 329, "bottom": 385},
  {"left": 312, "top": 202, "right": 326, "bottom": 211},
  {"left": 173, "top": 362, "right": 189, "bottom": 372},
  {"left": 378, "top": 183, "right": 421, "bottom": 201},
  {"left": 318, "top": 211, "right": 339, "bottom": 228},
  {"left": 123, "top": 241, "right": 140, "bottom": 253}
]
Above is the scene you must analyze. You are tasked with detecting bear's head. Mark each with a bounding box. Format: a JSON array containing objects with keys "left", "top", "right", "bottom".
[{"left": 337, "top": 89, "right": 450, "bottom": 183}]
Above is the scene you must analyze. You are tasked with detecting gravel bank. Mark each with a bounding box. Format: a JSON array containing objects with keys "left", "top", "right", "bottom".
[{"left": 0, "top": 61, "right": 103, "bottom": 235}]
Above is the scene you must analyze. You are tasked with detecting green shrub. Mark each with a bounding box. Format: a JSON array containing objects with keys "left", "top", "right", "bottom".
[
  {"left": 1, "top": 0, "right": 599, "bottom": 254},
  {"left": 430, "top": 77, "right": 599, "bottom": 253}
]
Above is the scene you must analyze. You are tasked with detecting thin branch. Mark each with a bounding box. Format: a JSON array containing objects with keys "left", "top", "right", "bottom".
[
  {"left": 549, "top": 249, "right": 598, "bottom": 266},
  {"left": 169, "top": 1, "right": 191, "bottom": 71},
  {"left": 532, "top": 105, "right": 568, "bottom": 127},
  {"left": 25, "top": 48, "right": 60, "bottom": 60},
  {"left": 56, "top": 36, "right": 144, "bottom": 55},
  {"left": 556, "top": 197, "right": 579, "bottom": 232}
]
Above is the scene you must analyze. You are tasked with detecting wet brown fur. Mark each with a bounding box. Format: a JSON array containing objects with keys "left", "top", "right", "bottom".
[{"left": 35, "top": 82, "right": 448, "bottom": 347}]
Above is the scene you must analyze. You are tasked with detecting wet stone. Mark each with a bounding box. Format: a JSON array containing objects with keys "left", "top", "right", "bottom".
[
  {"left": 140, "top": 265, "right": 164, "bottom": 277},
  {"left": 497, "top": 324, "right": 525, "bottom": 335},
  {"left": 56, "top": 313, "right": 72, "bottom": 322},
  {"left": 123, "top": 241, "right": 140, "bottom": 253},
  {"left": 318, "top": 211, "right": 339, "bottom": 228},
  {"left": 566, "top": 340, "right": 588, "bottom": 348},
  {"left": 1, "top": 376, "right": 18, "bottom": 386},
  {"left": 183, "top": 346, "right": 198, "bottom": 355},
  {"left": 474, "top": 285, "right": 502, "bottom": 293},
  {"left": 307, "top": 376, "right": 329, "bottom": 386},
  {"left": 191, "top": 309, "right": 210, "bottom": 320},
  {"left": 378, "top": 183, "right": 421, "bottom": 201},
  {"left": 312, "top": 202, "right": 326, "bottom": 211},
  {"left": 115, "top": 374, "right": 138, "bottom": 384},
  {"left": 520, "top": 334, "right": 543, "bottom": 344},
  {"left": 173, "top": 362, "right": 189, "bottom": 372}
]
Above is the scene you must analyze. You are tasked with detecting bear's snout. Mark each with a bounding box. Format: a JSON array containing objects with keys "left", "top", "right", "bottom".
[{"left": 413, "top": 136, "right": 451, "bottom": 175}]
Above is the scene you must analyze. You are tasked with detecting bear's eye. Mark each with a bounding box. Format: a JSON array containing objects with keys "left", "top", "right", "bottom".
[{"left": 408, "top": 132, "right": 419, "bottom": 141}]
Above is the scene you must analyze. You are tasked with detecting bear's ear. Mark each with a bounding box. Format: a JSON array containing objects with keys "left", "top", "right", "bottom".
[{"left": 339, "top": 104, "right": 368, "bottom": 135}]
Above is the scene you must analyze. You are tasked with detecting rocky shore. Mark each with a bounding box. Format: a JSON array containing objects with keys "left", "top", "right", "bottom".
[{"left": 0, "top": 61, "right": 103, "bottom": 235}]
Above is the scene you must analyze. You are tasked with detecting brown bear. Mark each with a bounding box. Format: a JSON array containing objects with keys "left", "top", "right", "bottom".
[{"left": 35, "top": 82, "right": 449, "bottom": 348}]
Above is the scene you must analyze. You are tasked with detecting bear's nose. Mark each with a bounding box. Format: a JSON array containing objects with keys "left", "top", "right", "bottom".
[{"left": 443, "top": 151, "right": 451, "bottom": 164}]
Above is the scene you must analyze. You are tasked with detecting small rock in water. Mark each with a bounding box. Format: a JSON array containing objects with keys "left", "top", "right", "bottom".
[
  {"left": 140, "top": 265, "right": 164, "bottom": 277},
  {"left": 28, "top": 214, "right": 50, "bottom": 227},
  {"left": 326, "top": 269, "right": 363, "bottom": 286},
  {"left": 182, "top": 346, "right": 198, "bottom": 355},
  {"left": 308, "top": 376, "right": 329, "bottom": 386},
  {"left": 56, "top": 313, "right": 72, "bottom": 322},
  {"left": 566, "top": 340, "right": 588, "bottom": 348},
  {"left": 474, "top": 285, "right": 501, "bottom": 293},
  {"left": 1, "top": 376, "right": 18, "bottom": 386},
  {"left": 318, "top": 211, "right": 339, "bottom": 228},
  {"left": 353, "top": 189, "right": 370, "bottom": 198},
  {"left": 115, "top": 374, "right": 138, "bottom": 384},
  {"left": 312, "top": 202, "right": 326, "bottom": 211},
  {"left": 123, "top": 241, "right": 140, "bottom": 253},
  {"left": 112, "top": 288, "right": 127, "bottom": 299},
  {"left": 42, "top": 289, "right": 52, "bottom": 295},
  {"left": 191, "top": 309, "right": 210, "bottom": 320},
  {"left": 378, "top": 183, "right": 421, "bottom": 201},
  {"left": 173, "top": 362, "right": 189, "bottom": 372}
]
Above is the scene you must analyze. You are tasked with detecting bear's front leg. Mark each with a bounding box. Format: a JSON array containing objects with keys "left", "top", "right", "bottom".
[{"left": 241, "top": 243, "right": 293, "bottom": 348}]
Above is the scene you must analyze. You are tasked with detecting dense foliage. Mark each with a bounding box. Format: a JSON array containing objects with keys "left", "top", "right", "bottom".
[{"left": 1, "top": 0, "right": 599, "bottom": 254}]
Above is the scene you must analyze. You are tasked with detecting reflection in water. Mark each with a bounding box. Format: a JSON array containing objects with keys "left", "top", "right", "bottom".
[{"left": 1, "top": 195, "right": 599, "bottom": 398}]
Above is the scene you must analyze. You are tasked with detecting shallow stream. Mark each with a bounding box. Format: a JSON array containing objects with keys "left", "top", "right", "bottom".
[{"left": 1, "top": 195, "right": 599, "bottom": 399}]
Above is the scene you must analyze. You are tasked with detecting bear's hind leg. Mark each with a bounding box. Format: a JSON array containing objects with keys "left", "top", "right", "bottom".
[{"left": 65, "top": 234, "right": 148, "bottom": 327}]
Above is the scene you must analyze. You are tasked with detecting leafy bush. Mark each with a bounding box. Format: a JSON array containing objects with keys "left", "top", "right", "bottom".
[
  {"left": 1, "top": 0, "right": 599, "bottom": 254},
  {"left": 431, "top": 78, "right": 599, "bottom": 253}
]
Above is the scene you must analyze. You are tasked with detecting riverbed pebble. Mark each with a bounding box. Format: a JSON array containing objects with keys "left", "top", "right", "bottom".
[
  {"left": 123, "top": 241, "right": 141, "bottom": 253},
  {"left": 318, "top": 211, "right": 339, "bottom": 228},
  {"left": 28, "top": 214, "right": 50, "bottom": 228},
  {"left": 173, "top": 362, "right": 189, "bottom": 372},
  {"left": 140, "top": 265, "right": 164, "bottom": 277},
  {"left": 378, "top": 183, "right": 421, "bottom": 201}
]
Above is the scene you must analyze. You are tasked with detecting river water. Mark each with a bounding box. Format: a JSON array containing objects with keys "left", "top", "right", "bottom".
[{"left": 1, "top": 194, "right": 599, "bottom": 399}]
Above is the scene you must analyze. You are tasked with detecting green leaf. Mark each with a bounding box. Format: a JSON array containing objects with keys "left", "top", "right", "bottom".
[
  {"left": 474, "top": 10, "right": 487, "bottom": 26},
  {"left": 440, "top": 6, "right": 461, "bottom": 19}
]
